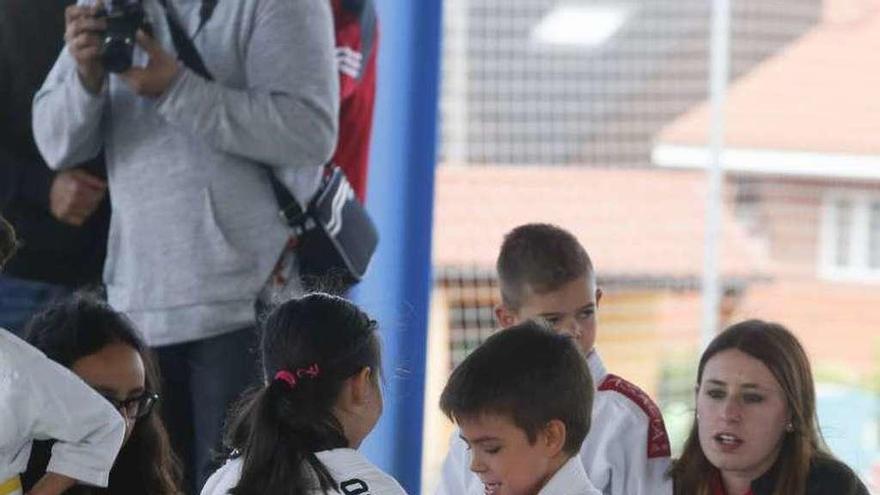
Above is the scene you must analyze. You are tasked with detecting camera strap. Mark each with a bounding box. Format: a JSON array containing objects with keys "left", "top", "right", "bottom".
[
  {"left": 155, "top": 0, "right": 215, "bottom": 80},
  {"left": 156, "top": 0, "right": 306, "bottom": 220}
]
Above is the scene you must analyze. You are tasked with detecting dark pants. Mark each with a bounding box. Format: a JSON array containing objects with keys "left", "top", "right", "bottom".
[
  {"left": 0, "top": 275, "right": 70, "bottom": 336},
  {"left": 156, "top": 326, "right": 260, "bottom": 494}
]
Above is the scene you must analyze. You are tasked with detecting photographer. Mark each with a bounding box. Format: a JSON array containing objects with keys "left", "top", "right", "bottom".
[
  {"left": 0, "top": 0, "right": 109, "bottom": 335},
  {"left": 32, "top": 0, "right": 339, "bottom": 491}
]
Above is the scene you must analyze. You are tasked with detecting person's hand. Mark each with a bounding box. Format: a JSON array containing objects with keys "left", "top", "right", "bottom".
[
  {"left": 120, "top": 30, "right": 181, "bottom": 98},
  {"left": 26, "top": 472, "right": 76, "bottom": 495},
  {"left": 49, "top": 169, "right": 108, "bottom": 227},
  {"left": 64, "top": 3, "right": 107, "bottom": 94}
]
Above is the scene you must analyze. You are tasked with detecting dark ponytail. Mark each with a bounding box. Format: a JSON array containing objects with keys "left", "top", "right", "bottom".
[{"left": 225, "top": 293, "right": 381, "bottom": 495}]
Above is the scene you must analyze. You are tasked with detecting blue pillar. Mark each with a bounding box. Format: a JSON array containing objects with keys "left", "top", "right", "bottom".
[{"left": 352, "top": 0, "right": 442, "bottom": 493}]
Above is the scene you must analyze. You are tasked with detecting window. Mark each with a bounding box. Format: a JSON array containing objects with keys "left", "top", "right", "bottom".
[{"left": 820, "top": 191, "right": 880, "bottom": 281}]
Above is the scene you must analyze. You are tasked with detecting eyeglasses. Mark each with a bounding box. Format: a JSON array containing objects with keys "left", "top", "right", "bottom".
[{"left": 99, "top": 392, "right": 159, "bottom": 419}]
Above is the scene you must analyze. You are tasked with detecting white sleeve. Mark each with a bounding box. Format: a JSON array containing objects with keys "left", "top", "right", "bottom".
[
  {"left": 434, "top": 431, "right": 470, "bottom": 495},
  {"left": 26, "top": 354, "right": 125, "bottom": 487},
  {"left": 602, "top": 405, "right": 673, "bottom": 495}
]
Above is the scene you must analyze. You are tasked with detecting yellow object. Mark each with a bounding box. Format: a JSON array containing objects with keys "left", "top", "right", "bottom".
[{"left": 0, "top": 476, "right": 21, "bottom": 495}]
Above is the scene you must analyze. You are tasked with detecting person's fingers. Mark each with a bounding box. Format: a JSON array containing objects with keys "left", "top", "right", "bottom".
[
  {"left": 66, "top": 13, "right": 105, "bottom": 40},
  {"left": 68, "top": 169, "right": 108, "bottom": 190},
  {"left": 134, "top": 29, "right": 161, "bottom": 54},
  {"left": 65, "top": 5, "right": 90, "bottom": 24},
  {"left": 53, "top": 199, "right": 87, "bottom": 225},
  {"left": 63, "top": 212, "right": 88, "bottom": 227},
  {"left": 69, "top": 32, "right": 101, "bottom": 51},
  {"left": 68, "top": 179, "right": 106, "bottom": 205},
  {"left": 66, "top": 18, "right": 104, "bottom": 61},
  {"left": 76, "top": 16, "right": 107, "bottom": 33},
  {"left": 118, "top": 68, "right": 149, "bottom": 94}
]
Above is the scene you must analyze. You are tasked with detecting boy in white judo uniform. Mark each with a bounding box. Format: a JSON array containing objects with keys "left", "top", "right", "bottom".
[
  {"left": 436, "top": 224, "right": 672, "bottom": 495},
  {"left": 440, "top": 321, "right": 602, "bottom": 495}
]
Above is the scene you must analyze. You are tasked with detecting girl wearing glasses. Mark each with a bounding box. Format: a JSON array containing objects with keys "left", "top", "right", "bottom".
[
  {"left": 21, "top": 293, "right": 182, "bottom": 495},
  {"left": 2, "top": 217, "right": 124, "bottom": 495}
]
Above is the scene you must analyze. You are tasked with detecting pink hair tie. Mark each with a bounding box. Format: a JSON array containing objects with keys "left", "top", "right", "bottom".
[
  {"left": 274, "top": 363, "right": 321, "bottom": 388},
  {"left": 275, "top": 370, "right": 297, "bottom": 388}
]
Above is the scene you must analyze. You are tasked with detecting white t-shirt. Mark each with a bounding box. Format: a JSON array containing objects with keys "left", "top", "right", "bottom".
[
  {"left": 435, "top": 351, "right": 673, "bottom": 495},
  {"left": 0, "top": 329, "right": 125, "bottom": 488},
  {"left": 538, "top": 456, "right": 602, "bottom": 495},
  {"left": 201, "top": 448, "right": 408, "bottom": 495}
]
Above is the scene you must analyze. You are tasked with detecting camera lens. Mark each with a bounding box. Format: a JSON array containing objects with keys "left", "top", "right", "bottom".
[
  {"left": 100, "top": 1, "right": 145, "bottom": 73},
  {"left": 102, "top": 35, "right": 135, "bottom": 73}
]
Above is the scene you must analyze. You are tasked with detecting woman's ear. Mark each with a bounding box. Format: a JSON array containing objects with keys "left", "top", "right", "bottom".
[{"left": 541, "top": 419, "right": 567, "bottom": 458}]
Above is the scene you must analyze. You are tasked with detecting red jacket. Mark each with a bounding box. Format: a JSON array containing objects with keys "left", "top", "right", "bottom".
[{"left": 331, "top": 0, "right": 378, "bottom": 201}]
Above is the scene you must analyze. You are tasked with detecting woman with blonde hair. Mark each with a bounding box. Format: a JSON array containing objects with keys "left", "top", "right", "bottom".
[{"left": 669, "top": 319, "right": 868, "bottom": 495}]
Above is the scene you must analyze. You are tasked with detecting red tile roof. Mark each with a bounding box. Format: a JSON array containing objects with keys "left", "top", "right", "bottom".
[
  {"left": 433, "top": 166, "right": 769, "bottom": 280},
  {"left": 654, "top": 2, "right": 880, "bottom": 155}
]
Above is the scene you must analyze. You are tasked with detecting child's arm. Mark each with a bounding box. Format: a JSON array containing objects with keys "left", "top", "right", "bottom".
[
  {"left": 24, "top": 352, "right": 125, "bottom": 489},
  {"left": 25, "top": 472, "right": 75, "bottom": 495}
]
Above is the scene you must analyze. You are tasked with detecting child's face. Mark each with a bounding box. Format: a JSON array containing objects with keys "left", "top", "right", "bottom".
[
  {"left": 498, "top": 275, "right": 601, "bottom": 354},
  {"left": 459, "top": 413, "right": 563, "bottom": 495},
  {"left": 72, "top": 342, "right": 146, "bottom": 445}
]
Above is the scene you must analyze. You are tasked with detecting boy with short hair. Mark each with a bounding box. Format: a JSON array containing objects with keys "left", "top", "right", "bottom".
[
  {"left": 436, "top": 223, "right": 672, "bottom": 495},
  {"left": 1, "top": 215, "right": 125, "bottom": 495},
  {"left": 440, "top": 321, "right": 602, "bottom": 495}
]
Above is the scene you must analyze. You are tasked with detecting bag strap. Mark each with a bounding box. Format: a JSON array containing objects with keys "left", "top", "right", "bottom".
[
  {"left": 154, "top": 0, "right": 306, "bottom": 221},
  {"left": 156, "top": 0, "right": 215, "bottom": 80}
]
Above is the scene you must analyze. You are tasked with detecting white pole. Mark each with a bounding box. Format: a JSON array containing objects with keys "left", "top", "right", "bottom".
[
  {"left": 442, "top": 0, "right": 469, "bottom": 165},
  {"left": 702, "top": 0, "right": 731, "bottom": 350}
]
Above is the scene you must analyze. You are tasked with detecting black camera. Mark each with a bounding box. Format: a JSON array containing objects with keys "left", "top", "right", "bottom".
[{"left": 97, "top": 0, "right": 151, "bottom": 73}]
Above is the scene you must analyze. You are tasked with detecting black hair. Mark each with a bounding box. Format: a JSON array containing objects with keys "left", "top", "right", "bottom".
[
  {"left": 225, "top": 293, "right": 381, "bottom": 495},
  {"left": 0, "top": 215, "right": 17, "bottom": 269},
  {"left": 497, "top": 223, "right": 594, "bottom": 309},
  {"left": 440, "top": 320, "right": 592, "bottom": 455},
  {"left": 24, "top": 292, "right": 182, "bottom": 495}
]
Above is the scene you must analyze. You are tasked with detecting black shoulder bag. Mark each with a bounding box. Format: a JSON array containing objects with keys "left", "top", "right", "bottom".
[{"left": 156, "top": 0, "right": 379, "bottom": 293}]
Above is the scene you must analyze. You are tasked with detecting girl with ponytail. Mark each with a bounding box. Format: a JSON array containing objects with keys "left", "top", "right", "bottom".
[{"left": 200, "top": 293, "right": 407, "bottom": 495}]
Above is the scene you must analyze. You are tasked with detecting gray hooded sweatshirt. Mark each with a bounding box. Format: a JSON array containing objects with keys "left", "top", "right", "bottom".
[{"left": 32, "top": 0, "right": 339, "bottom": 345}]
